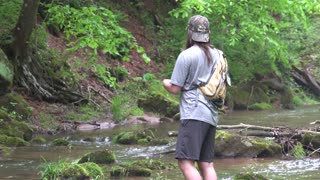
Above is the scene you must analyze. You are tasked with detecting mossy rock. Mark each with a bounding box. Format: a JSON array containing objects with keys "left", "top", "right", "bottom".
[
  {"left": 234, "top": 172, "right": 268, "bottom": 180},
  {"left": 0, "top": 121, "right": 33, "bottom": 141},
  {"left": 31, "top": 136, "right": 47, "bottom": 144},
  {"left": 130, "top": 159, "right": 167, "bottom": 170},
  {"left": 0, "top": 49, "right": 13, "bottom": 95},
  {"left": 52, "top": 138, "right": 70, "bottom": 146},
  {"left": 0, "top": 134, "right": 29, "bottom": 147},
  {"left": 112, "top": 128, "right": 168, "bottom": 146},
  {"left": 215, "top": 130, "right": 282, "bottom": 158},
  {"left": 138, "top": 92, "right": 179, "bottom": 117},
  {"left": 112, "top": 129, "right": 154, "bottom": 145},
  {"left": 110, "top": 165, "right": 152, "bottom": 177},
  {"left": 113, "top": 131, "right": 138, "bottom": 145},
  {"left": 0, "top": 93, "right": 32, "bottom": 120},
  {"left": 229, "top": 84, "right": 271, "bottom": 110},
  {"left": 0, "top": 145, "right": 11, "bottom": 157},
  {"left": 248, "top": 102, "right": 273, "bottom": 111},
  {"left": 61, "top": 162, "right": 104, "bottom": 179},
  {"left": 301, "top": 132, "right": 320, "bottom": 149},
  {"left": 78, "top": 149, "right": 116, "bottom": 164}
]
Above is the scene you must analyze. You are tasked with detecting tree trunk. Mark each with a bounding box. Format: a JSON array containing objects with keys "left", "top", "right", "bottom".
[
  {"left": 291, "top": 65, "right": 320, "bottom": 96},
  {"left": 7, "top": 0, "right": 83, "bottom": 103}
]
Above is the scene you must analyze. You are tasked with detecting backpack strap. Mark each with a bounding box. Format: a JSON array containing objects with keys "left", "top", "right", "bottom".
[{"left": 202, "top": 48, "right": 222, "bottom": 86}]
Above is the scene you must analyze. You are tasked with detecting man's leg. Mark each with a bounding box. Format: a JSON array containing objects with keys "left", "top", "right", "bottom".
[
  {"left": 178, "top": 159, "right": 202, "bottom": 180},
  {"left": 198, "top": 161, "right": 217, "bottom": 180}
]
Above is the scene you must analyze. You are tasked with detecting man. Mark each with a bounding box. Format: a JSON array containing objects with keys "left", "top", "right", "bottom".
[{"left": 163, "top": 15, "right": 226, "bottom": 180}]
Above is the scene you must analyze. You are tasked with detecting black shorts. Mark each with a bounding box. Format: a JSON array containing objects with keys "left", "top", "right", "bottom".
[{"left": 175, "top": 119, "right": 216, "bottom": 162}]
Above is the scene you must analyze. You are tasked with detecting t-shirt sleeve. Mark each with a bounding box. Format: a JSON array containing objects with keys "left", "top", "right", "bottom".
[{"left": 170, "top": 52, "right": 189, "bottom": 88}]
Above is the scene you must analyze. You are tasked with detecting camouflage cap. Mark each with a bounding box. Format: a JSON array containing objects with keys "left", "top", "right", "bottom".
[{"left": 187, "top": 15, "right": 210, "bottom": 42}]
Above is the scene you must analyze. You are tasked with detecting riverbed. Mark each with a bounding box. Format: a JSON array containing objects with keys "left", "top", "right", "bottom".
[{"left": 0, "top": 105, "right": 319, "bottom": 179}]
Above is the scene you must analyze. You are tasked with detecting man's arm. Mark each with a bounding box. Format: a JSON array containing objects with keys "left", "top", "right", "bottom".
[{"left": 162, "top": 79, "right": 181, "bottom": 94}]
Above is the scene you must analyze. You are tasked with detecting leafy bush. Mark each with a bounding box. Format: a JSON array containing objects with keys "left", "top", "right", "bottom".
[
  {"left": 111, "top": 95, "right": 144, "bottom": 123},
  {"left": 0, "top": 0, "right": 22, "bottom": 46},
  {"left": 45, "top": 4, "right": 150, "bottom": 63},
  {"left": 169, "top": 0, "right": 320, "bottom": 84},
  {"left": 93, "top": 64, "right": 117, "bottom": 88}
]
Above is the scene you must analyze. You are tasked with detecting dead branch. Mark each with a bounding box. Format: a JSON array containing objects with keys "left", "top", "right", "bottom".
[{"left": 217, "top": 123, "right": 276, "bottom": 131}]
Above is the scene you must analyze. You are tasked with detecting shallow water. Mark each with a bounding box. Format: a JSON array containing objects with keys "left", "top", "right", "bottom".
[{"left": 0, "top": 105, "right": 319, "bottom": 179}]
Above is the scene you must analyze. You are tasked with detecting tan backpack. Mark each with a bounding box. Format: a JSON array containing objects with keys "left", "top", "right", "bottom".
[{"left": 198, "top": 50, "right": 231, "bottom": 102}]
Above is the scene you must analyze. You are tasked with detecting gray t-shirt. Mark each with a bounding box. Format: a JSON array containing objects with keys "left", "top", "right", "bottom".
[{"left": 170, "top": 45, "right": 223, "bottom": 126}]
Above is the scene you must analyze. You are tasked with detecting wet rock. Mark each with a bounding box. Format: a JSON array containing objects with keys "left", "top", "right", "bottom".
[
  {"left": 127, "top": 114, "right": 160, "bottom": 124},
  {"left": 234, "top": 172, "right": 268, "bottom": 180},
  {"left": 110, "top": 165, "right": 151, "bottom": 177},
  {"left": 110, "top": 159, "right": 174, "bottom": 177},
  {"left": 78, "top": 149, "right": 116, "bottom": 164},
  {"left": 76, "top": 124, "right": 99, "bottom": 131},
  {"left": 52, "top": 138, "right": 70, "bottom": 146},
  {"left": 112, "top": 128, "right": 169, "bottom": 146},
  {"left": 215, "top": 130, "right": 282, "bottom": 158},
  {"left": 159, "top": 117, "right": 174, "bottom": 123},
  {"left": 57, "top": 123, "right": 75, "bottom": 132},
  {"left": 138, "top": 92, "right": 179, "bottom": 117}
]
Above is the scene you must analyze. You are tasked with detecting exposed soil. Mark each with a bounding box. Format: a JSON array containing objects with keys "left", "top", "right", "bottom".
[{"left": 27, "top": 1, "right": 167, "bottom": 132}]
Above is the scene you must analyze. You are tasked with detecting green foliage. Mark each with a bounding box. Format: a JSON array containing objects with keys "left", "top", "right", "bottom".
[
  {"left": 39, "top": 159, "right": 104, "bottom": 180},
  {"left": 0, "top": 0, "right": 22, "bottom": 46},
  {"left": 37, "top": 112, "right": 59, "bottom": 130},
  {"left": 112, "top": 66, "right": 129, "bottom": 81},
  {"left": 111, "top": 95, "right": 144, "bottom": 123},
  {"left": 66, "top": 104, "right": 103, "bottom": 122},
  {"left": 248, "top": 102, "right": 273, "bottom": 111},
  {"left": 93, "top": 64, "right": 117, "bottom": 88},
  {"left": 45, "top": 4, "right": 150, "bottom": 63},
  {"left": 78, "top": 149, "right": 116, "bottom": 164},
  {"left": 170, "top": 0, "right": 320, "bottom": 84},
  {"left": 52, "top": 138, "right": 70, "bottom": 146},
  {"left": 0, "top": 106, "right": 22, "bottom": 121},
  {"left": 290, "top": 142, "right": 306, "bottom": 159}
]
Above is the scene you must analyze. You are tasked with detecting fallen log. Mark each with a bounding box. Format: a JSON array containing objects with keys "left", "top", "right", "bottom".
[
  {"left": 217, "top": 123, "right": 277, "bottom": 131},
  {"left": 168, "top": 123, "right": 320, "bottom": 138},
  {"left": 291, "top": 65, "right": 320, "bottom": 96}
]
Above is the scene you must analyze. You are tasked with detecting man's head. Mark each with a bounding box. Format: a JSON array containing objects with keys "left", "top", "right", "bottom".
[{"left": 187, "top": 15, "right": 210, "bottom": 43}]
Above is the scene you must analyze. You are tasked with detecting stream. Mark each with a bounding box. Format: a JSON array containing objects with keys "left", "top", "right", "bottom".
[{"left": 0, "top": 104, "right": 319, "bottom": 179}]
